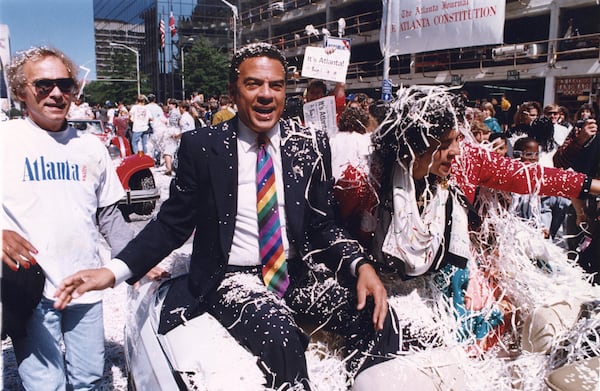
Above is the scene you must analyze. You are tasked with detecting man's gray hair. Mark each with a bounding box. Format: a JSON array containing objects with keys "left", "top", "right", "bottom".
[{"left": 6, "top": 46, "right": 80, "bottom": 101}]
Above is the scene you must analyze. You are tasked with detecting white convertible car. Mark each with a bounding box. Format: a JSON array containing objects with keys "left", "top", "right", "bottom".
[{"left": 123, "top": 248, "right": 267, "bottom": 391}]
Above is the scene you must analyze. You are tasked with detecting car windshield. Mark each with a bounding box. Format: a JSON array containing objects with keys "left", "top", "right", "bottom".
[{"left": 69, "top": 121, "right": 104, "bottom": 135}]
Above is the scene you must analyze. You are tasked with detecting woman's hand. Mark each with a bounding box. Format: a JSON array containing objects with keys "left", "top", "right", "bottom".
[{"left": 2, "top": 230, "right": 38, "bottom": 271}]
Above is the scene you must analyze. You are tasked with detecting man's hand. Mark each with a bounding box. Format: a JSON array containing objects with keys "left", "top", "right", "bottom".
[
  {"left": 145, "top": 266, "right": 171, "bottom": 281},
  {"left": 355, "top": 263, "right": 388, "bottom": 331},
  {"left": 133, "top": 266, "right": 171, "bottom": 289},
  {"left": 2, "top": 230, "right": 38, "bottom": 271},
  {"left": 53, "top": 268, "right": 116, "bottom": 310}
]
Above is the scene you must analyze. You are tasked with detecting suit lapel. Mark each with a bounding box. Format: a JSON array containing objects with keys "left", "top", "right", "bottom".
[
  {"left": 280, "top": 120, "right": 314, "bottom": 245},
  {"left": 208, "top": 121, "right": 238, "bottom": 257}
]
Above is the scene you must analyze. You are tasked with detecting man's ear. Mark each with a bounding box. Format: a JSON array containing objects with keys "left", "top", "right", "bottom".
[
  {"left": 227, "top": 84, "right": 236, "bottom": 104},
  {"left": 15, "top": 90, "right": 26, "bottom": 103}
]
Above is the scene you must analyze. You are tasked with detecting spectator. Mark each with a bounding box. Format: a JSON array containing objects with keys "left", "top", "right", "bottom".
[
  {"left": 1, "top": 46, "right": 132, "bottom": 391},
  {"left": 510, "top": 137, "right": 552, "bottom": 238},
  {"left": 481, "top": 101, "right": 502, "bottom": 133},
  {"left": 106, "top": 101, "right": 116, "bottom": 125},
  {"left": 508, "top": 100, "right": 541, "bottom": 138},
  {"left": 558, "top": 105, "right": 573, "bottom": 132},
  {"left": 305, "top": 79, "right": 346, "bottom": 123},
  {"left": 489, "top": 132, "right": 509, "bottom": 156},
  {"left": 544, "top": 104, "right": 569, "bottom": 147},
  {"left": 470, "top": 120, "right": 491, "bottom": 143},
  {"left": 163, "top": 98, "right": 181, "bottom": 175},
  {"left": 191, "top": 102, "right": 207, "bottom": 128},
  {"left": 500, "top": 94, "right": 512, "bottom": 130},
  {"left": 205, "top": 95, "right": 218, "bottom": 124},
  {"left": 67, "top": 96, "right": 94, "bottom": 119},
  {"left": 330, "top": 106, "right": 371, "bottom": 180},
  {"left": 178, "top": 101, "right": 195, "bottom": 133},
  {"left": 211, "top": 94, "right": 236, "bottom": 125},
  {"left": 330, "top": 106, "right": 375, "bottom": 245},
  {"left": 113, "top": 106, "right": 130, "bottom": 140},
  {"left": 528, "top": 115, "right": 559, "bottom": 168},
  {"left": 146, "top": 93, "right": 168, "bottom": 164},
  {"left": 283, "top": 95, "right": 304, "bottom": 122},
  {"left": 553, "top": 103, "right": 600, "bottom": 280},
  {"left": 129, "top": 94, "right": 150, "bottom": 154}
]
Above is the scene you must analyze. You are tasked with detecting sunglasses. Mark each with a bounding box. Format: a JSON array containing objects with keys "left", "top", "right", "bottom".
[{"left": 28, "top": 78, "right": 75, "bottom": 96}]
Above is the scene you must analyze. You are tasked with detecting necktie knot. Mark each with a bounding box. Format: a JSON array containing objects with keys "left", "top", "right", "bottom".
[{"left": 257, "top": 134, "right": 269, "bottom": 149}]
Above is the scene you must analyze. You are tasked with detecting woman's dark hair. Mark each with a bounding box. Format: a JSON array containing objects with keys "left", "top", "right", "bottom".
[
  {"left": 527, "top": 116, "right": 555, "bottom": 152},
  {"left": 368, "top": 99, "right": 388, "bottom": 125},
  {"left": 575, "top": 103, "right": 596, "bottom": 121},
  {"left": 513, "top": 136, "right": 537, "bottom": 152},
  {"left": 370, "top": 86, "right": 466, "bottom": 195},
  {"left": 338, "top": 106, "right": 370, "bottom": 134}
]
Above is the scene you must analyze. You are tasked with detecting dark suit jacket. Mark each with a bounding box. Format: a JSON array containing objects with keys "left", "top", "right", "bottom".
[{"left": 117, "top": 117, "right": 367, "bottom": 333}]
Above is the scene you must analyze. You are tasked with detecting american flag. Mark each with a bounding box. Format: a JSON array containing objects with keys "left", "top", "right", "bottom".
[
  {"left": 169, "top": 11, "right": 177, "bottom": 37},
  {"left": 159, "top": 19, "right": 165, "bottom": 48}
]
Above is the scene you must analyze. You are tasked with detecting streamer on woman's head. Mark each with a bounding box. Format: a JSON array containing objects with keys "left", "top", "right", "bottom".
[{"left": 372, "top": 85, "right": 468, "bottom": 165}]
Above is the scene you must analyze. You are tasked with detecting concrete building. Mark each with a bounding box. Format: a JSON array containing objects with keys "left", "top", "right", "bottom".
[
  {"left": 236, "top": 0, "right": 600, "bottom": 116},
  {"left": 93, "top": 0, "right": 600, "bottom": 114}
]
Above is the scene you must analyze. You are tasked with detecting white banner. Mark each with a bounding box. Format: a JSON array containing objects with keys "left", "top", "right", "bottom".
[{"left": 380, "top": 0, "right": 505, "bottom": 56}]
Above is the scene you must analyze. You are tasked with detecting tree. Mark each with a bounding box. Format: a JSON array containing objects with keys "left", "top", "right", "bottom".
[{"left": 183, "top": 36, "right": 229, "bottom": 98}]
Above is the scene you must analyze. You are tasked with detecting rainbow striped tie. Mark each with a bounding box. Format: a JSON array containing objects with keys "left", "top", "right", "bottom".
[{"left": 256, "top": 135, "right": 289, "bottom": 297}]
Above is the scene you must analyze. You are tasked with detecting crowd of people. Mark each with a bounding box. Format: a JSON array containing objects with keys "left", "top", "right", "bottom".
[{"left": 3, "top": 43, "right": 600, "bottom": 391}]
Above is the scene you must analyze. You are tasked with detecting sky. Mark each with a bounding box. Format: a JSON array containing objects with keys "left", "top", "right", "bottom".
[{"left": 0, "top": 0, "right": 97, "bottom": 80}]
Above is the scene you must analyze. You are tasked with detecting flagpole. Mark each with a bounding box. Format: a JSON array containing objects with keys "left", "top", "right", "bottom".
[
  {"left": 159, "top": 14, "right": 164, "bottom": 102},
  {"left": 162, "top": 8, "right": 167, "bottom": 101},
  {"left": 162, "top": 47, "right": 167, "bottom": 101},
  {"left": 169, "top": 2, "right": 175, "bottom": 99},
  {"left": 383, "top": 0, "right": 392, "bottom": 81}
]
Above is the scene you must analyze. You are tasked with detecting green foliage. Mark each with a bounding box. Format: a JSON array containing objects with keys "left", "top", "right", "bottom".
[
  {"left": 83, "top": 37, "right": 229, "bottom": 105},
  {"left": 183, "top": 36, "right": 229, "bottom": 98}
]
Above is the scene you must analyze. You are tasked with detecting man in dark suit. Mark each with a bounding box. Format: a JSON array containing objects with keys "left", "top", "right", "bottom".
[{"left": 54, "top": 43, "right": 399, "bottom": 389}]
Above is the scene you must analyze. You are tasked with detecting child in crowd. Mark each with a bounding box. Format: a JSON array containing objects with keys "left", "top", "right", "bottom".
[
  {"left": 488, "top": 132, "right": 510, "bottom": 156},
  {"left": 470, "top": 120, "right": 491, "bottom": 144},
  {"left": 510, "top": 137, "right": 549, "bottom": 237}
]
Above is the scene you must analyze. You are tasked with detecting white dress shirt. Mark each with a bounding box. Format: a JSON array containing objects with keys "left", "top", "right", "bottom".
[{"left": 228, "top": 121, "right": 291, "bottom": 265}]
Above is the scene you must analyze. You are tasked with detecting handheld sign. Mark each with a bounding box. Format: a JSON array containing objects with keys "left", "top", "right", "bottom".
[
  {"left": 303, "top": 96, "right": 338, "bottom": 137},
  {"left": 301, "top": 46, "right": 350, "bottom": 83}
]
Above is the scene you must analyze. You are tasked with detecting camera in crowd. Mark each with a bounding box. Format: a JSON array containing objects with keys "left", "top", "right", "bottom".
[{"left": 576, "top": 119, "right": 587, "bottom": 129}]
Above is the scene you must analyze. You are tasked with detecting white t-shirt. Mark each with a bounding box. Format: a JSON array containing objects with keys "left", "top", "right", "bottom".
[
  {"left": 129, "top": 104, "right": 150, "bottom": 133},
  {"left": 553, "top": 123, "right": 570, "bottom": 146},
  {"left": 329, "top": 131, "right": 372, "bottom": 180},
  {"left": 179, "top": 111, "right": 195, "bottom": 132},
  {"left": 107, "top": 107, "right": 116, "bottom": 124},
  {"left": 146, "top": 102, "right": 167, "bottom": 132},
  {"left": 1, "top": 118, "right": 124, "bottom": 303}
]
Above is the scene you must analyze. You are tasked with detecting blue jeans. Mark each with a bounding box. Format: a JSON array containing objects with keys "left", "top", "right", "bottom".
[
  {"left": 12, "top": 298, "right": 104, "bottom": 391},
  {"left": 131, "top": 131, "right": 148, "bottom": 154}
]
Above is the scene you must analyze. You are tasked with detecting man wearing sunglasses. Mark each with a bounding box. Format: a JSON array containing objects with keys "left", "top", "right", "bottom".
[{"left": 1, "top": 46, "right": 132, "bottom": 390}]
